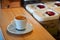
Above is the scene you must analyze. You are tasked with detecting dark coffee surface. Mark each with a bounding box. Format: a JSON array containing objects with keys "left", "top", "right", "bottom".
[{"left": 15, "top": 16, "right": 26, "bottom": 20}]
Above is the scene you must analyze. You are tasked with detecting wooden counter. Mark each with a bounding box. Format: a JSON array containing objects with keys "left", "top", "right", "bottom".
[{"left": 0, "top": 8, "right": 55, "bottom": 40}]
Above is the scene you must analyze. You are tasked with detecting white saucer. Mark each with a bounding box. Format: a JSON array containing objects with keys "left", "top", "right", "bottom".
[{"left": 7, "top": 21, "right": 33, "bottom": 34}]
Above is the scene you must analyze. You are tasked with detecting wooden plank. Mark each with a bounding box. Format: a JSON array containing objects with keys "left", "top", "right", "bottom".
[
  {"left": 11, "top": 8, "right": 55, "bottom": 40},
  {"left": 9, "top": 2, "right": 20, "bottom": 8},
  {"left": 1, "top": 8, "right": 55, "bottom": 40},
  {"left": 0, "top": 9, "right": 2, "bottom": 26},
  {"left": 21, "top": 8, "right": 56, "bottom": 40},
  {"left": 1, "top": 8, "right": 24, "bottom": 40}
]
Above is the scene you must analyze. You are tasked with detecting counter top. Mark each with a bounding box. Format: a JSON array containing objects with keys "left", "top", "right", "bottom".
[{"left": 0, "top": 8, "right": 55, "bottom": 40}]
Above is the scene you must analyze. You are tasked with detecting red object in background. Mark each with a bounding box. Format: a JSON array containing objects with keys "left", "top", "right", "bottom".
[
  {"left": 55, "top": 3, "right": 60, "bottom": 6},
  {"left": 37, "top": 5, "right": 45, "bottom": 9},
  {"left": 46, "top": 11, "right": 55, "bottom": 16}
]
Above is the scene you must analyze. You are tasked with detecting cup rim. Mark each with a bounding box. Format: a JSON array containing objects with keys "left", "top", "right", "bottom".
[{"left": 14, "top": 15, "right": 27, "bottom": 21}]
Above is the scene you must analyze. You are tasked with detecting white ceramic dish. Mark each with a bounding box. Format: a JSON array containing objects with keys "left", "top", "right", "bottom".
[
  {"left": 26, "top": 3, "right": 48, "bottom": 14},
  {"left": 26, "top": 4, "right": 37, "bottom": 14},
  {"left": 45, "top": 1, "right": 60, "bottom": 9},
  {"left": 54, "top": 1, "right": 60, "bottom": 6},
  {"left": 7, "top": 21, "right": 33, "bottom": 34},
  {"left": 33, "top": 9, "right": 59, "bottom": 22},
  {"left": 55, "top": 1, "right": 60, "bottom": 4},
  {"left": 35, "top": 3, "right": 48, "bottom": 10}
]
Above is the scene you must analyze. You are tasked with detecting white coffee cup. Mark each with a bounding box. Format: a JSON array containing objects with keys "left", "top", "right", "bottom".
[{"left": 14, "top": 16, "right": 27, "bottom": 30}]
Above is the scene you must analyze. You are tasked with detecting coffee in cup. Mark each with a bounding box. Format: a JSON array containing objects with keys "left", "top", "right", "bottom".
[{"left": 14, "top": 16, "right": 27, "bottom": 31}]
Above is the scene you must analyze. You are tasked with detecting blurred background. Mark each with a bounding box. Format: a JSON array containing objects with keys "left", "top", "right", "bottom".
[{"left": 1, "top": 0, "right": 56, "bottom": 8}]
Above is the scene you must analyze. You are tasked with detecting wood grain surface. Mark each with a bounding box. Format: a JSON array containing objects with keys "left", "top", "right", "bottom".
[{"left": 0, "top": 8, "right": 56, "bottom": 40}]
